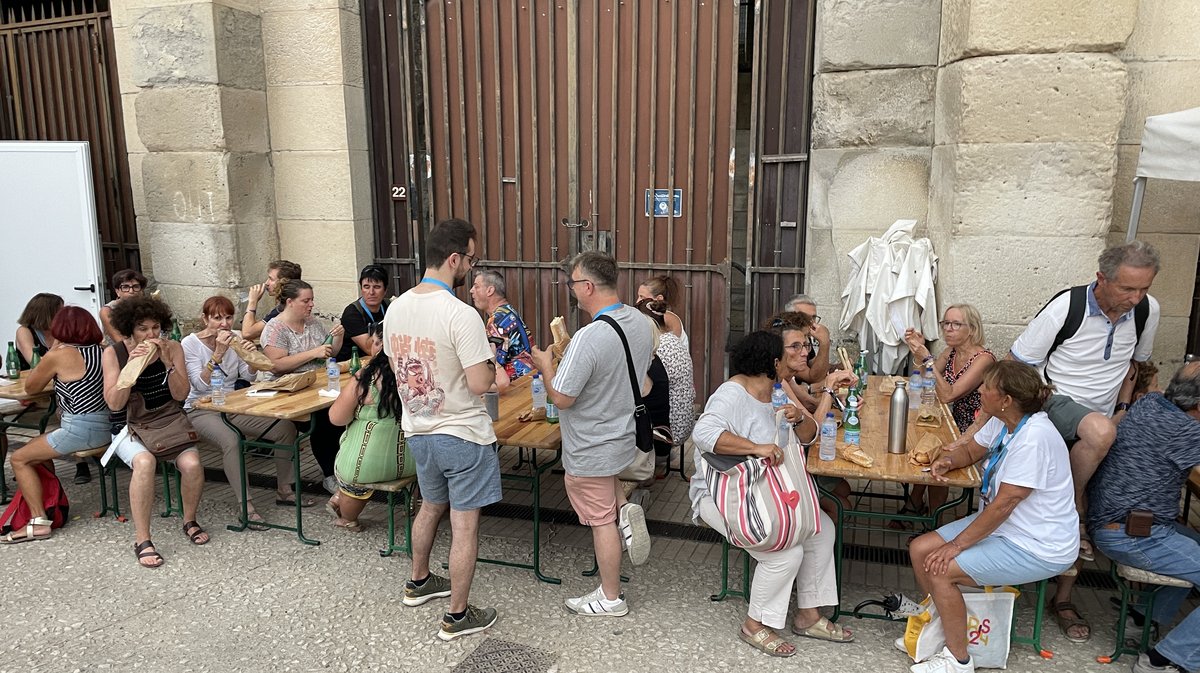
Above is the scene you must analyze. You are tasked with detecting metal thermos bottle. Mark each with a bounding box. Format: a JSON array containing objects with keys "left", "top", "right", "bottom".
[{"left": 888, "top": 381, "right": 909, "bottom": 454}]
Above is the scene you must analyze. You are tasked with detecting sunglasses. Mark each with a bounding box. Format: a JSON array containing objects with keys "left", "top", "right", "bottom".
[{"left": 565, "top": 277, "right": 592, "bottom": 290}]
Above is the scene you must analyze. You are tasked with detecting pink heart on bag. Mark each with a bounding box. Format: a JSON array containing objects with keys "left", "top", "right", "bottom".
[{"left": 784, "top": 490, "right": 800, "bottom": 509}]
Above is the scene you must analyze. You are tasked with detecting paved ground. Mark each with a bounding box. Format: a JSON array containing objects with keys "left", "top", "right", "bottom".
[{"left": 0, "top": 421, "right": 1177, "bottom": 673}]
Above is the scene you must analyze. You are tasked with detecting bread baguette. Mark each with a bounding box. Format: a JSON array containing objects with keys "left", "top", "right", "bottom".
[
  {"left": 839, "top": 445, "right": 874, "bottom": 468},
  {"left": 117, "top": 341, "right": 159, "bottom": 390},
  {"left": 550, "top": 316, "right": 569, "bottom": 345}
]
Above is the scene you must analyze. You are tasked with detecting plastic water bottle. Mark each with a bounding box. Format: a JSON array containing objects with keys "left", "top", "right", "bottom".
[
  {"left": 921, "top": 362, "right": 937, "bottom": 407},
  {"left": 777, "top": 416, "right": 792, "bottom": 451},
  {"left": 908, "top": 370, "right": 922, "bottom": 409},
  {"left": 210, "top": 365, "right": 226, "bottom": 406},
  {"left": 844, "top": 393, "right": 861, "bottom": 446},
  {"left": 771, "top": 382, "right": 788, "bottom": 409},
  {"left": 819, "top": 412, "right": 838, "bottom": 461},
  {"left": 531, "top": 373, "right": 547, "bottom": 410},
  {"left": 856, "top": 349, "right": 870, "bottom": 394},
  {"left": 545, "top": 401, "right": 559, "bottom": 424},
  {"left": 326, "top": 357, "right": 340, "bottom": 393}
]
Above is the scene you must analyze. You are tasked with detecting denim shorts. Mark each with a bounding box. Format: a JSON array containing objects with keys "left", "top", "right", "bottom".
[
  {"left": 47, "top": 411, "right": 111, "bottom": 456},
  {"left": 936, "top": 512, "right": 1075, "bottom": 586},
  {"left": 407, "top": 434, "right": 502, "bottom": 511}
]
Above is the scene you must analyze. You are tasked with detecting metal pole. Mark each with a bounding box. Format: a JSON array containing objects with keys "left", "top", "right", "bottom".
[{"left": 1127, "top": 176, "right": 1147, "bottom": 243}]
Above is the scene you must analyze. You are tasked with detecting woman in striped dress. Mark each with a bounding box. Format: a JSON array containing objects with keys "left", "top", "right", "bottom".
[{"left": 1, "top": 307, "right": 110, "bottom": 543}]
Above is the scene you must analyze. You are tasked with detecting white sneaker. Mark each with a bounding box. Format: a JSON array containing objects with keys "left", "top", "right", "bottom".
[
  {"left": 564, "top": 585, "right": 629, "bottom": 617},
  {"left": 618, "top": 502, "right": 650, "bottom": 566},
  {"left": 895, "top": 637, "right": 910, "bottom": 656},
  {"left": 910, "top": 647, "right": 973, "bottom": 673},
  {"left": 322, "top": 475, "right": 338, "bottom": 495}
]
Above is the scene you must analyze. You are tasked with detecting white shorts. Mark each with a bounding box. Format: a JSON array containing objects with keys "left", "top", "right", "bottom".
[{"left": 103, "top": 426, "right": 197, "bottom": 468}]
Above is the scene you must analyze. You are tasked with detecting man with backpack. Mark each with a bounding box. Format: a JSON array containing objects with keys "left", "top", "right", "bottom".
[{"left": 946, "top": 240, "right": 1161, "bottom": 644}]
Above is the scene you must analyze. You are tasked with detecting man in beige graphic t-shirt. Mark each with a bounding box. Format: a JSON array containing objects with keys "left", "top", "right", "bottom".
[{"left": 383, "top": 218, "right": 501, "bottom": 642}]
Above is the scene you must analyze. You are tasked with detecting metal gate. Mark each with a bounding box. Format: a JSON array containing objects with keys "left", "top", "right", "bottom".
[
  {"left": 745, "top": 0, "right": 815, "bottom": 326},
  {"left": 413, "top": 0, "right": 740, "bottom": 397},
  {"left": 0, "top": 0, "right": 138, "bottom": 281}
]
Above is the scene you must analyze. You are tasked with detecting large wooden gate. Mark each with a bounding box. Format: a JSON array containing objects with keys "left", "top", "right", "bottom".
[{"left": 0, "top": 0, "right": 138, "bottom": 280}]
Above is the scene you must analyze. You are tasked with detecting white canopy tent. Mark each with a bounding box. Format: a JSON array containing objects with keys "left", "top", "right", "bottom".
[{"left": 1127, "top": 106, "right": 1200, "bottom": 241}]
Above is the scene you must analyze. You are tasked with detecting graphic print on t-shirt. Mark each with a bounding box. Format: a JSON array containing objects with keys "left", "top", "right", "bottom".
[{"left": 390, "top": 332, "right": 445, "bottom": 416}]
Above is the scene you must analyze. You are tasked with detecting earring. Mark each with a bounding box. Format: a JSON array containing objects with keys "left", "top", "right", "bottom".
[{"left": 1001, "top": 407, "right": 1006, "bottom": 412}]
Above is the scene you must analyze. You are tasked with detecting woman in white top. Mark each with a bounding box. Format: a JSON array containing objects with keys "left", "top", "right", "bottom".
[
  {"left": 637, "top": 274, "right": 689, "bottom": 351},
  {"left": 689, "top": 331, "right": 852, "bottom": 657},
  {"left": 182, "top": 296, "right": 306, "bottom": 528},
  {"left": 909, "top": 361, "right": 1079, "bottom": 673},
  {"left": 260, "top": 280, "right": 345, "bottom": 493}
]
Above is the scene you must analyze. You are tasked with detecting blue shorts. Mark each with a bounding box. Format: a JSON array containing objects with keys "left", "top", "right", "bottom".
[
  {"left": 47, "top": 412, "right": 111, "bottom": 456},
  {"left": 407, "top": 434, "right": 502, "bottom": 511},
  {"left": 936, "top": 512, "right": 1074, "bottom": 586}
]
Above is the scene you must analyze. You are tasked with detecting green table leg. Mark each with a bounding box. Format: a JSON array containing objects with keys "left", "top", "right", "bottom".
[{"left": 222, "top": 413, "right": 319, "bottom": 546}]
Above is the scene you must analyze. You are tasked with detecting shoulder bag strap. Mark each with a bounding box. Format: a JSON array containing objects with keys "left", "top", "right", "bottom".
[{"left": 596, "top": 315, "right": 644, "bottom": 410}]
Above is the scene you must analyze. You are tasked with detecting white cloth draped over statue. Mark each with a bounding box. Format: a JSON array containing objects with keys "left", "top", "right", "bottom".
[{"left": 838, "top": 219, "right": 939, "bottom": 375}]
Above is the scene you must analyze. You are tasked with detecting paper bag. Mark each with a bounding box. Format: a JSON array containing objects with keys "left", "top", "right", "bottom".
[
  {"left": 117, "top": 341, "right": 159, "bottom": 390},
  {"left": 228, "top": 336, "right": 275, "bottom": 372},
  {"left": 249, "top": 370, "right": 317, "bottom": 393}
]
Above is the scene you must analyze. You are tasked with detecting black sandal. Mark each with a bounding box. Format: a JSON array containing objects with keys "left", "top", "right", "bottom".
[
  {"left": 888, "top": 501, "right": 925, "bottom": 531},
  {"left": 134, "top": 540, "right": 164, "bottom": 568},
  {"left": 183, "top": 520, "right": 210, "bottom": 546}
]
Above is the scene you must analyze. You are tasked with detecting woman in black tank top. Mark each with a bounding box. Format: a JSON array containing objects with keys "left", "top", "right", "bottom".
[{"left": 102, "top": 296, "right": 210, "bottom": 568}]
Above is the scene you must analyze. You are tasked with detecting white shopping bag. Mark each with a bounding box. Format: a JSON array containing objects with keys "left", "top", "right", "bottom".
[{"left": 902, "top": 586, "right": 1017, "bottom": 669}]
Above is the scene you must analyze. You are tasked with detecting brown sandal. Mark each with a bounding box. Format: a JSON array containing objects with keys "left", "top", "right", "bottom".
[
  {"left": 1049, "top": 600, "right": 1091, "bottom": 643},
  {"left": 134, "top": 539, "right": 164, "bottom": 568}
]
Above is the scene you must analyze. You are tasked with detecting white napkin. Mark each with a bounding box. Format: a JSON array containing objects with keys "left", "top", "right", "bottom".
[
  {"left": 317, "top": 388, "right": 340, "bottom": 398},
  {"left": 246, "top": 390, "right": 279, "bottom": 398}
]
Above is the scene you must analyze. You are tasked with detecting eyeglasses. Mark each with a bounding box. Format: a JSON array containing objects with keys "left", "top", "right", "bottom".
[
  {"left": 939, "top": 321, "right": 966, "bottom": 331},
  {"left": 565, "top": 277, "right": 592, "bottom": 290},
  {"left": 118, "top": 284, "right": 143, "bottom": 292},
  {"left": 809, "top": 314, "right": 822, "bottom": 325},
  {"left": 784, "top": 341, "right": 813, "bottom": 354},
  {"left": 460, "top": 252, "right": 479, "bottom": 268}
]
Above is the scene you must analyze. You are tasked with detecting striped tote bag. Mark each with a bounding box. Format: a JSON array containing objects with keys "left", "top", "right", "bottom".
[{"left": 700, "top": 409, "right": 822, "bottom": 552}]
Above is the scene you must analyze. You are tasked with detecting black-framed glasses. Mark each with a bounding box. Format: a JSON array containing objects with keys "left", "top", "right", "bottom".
[
  {"left": 460, "top": 252, "right": 479, "bottom": 268},
  {"left": 810, "top": 314, "right": 823, "bottom": 325},
  {"left": 784, "top": 341, "right": 813, "bottom": 354},
  {"left": 118, "top": 284, "right": 143, "bottom": 292},
  {"left": 939, "top": 320, "right": 966, "bottom": 331},
  {"left": 565, "top": 277, "right": 592, "bottom": 290}
]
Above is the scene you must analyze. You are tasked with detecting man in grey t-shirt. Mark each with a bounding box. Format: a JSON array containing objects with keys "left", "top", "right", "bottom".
[{"left": 532, "top": 252, "right": 655, "bottom": 618}]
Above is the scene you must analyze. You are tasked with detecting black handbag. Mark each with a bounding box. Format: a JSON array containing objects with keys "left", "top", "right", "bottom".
[{"left": 596, "top": 315, "right": 655, "bottom": 453}]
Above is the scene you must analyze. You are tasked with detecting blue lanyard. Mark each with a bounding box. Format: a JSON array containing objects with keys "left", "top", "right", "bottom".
[
  {"left": 981, "top": 414, "right": 1031, "bottom": 503},
  {"left": 421, "top": 278, "right": 453, "bottom": 293},
  {"left": 593, "top": 302, "right": 622, "bottom": 319},
  {"left": 358, "top": 298, "right": 380, "bottom": 324}
]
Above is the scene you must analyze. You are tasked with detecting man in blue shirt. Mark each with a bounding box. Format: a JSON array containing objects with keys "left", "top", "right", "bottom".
[
  {"left": 469, "top": 269, "right": 534, "bottom": 389},
  {"left": 1088, "top": 363, "right": 1200, "bottom": 673}
]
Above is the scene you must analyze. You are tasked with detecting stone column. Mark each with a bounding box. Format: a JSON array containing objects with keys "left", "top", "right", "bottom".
[
  {"left": 804, "top": 0, "right": 941, "bottom": 328},
  {"left": 1109, "top": 0, "right": 1200, "bottom": 364},
  {"left": 261, "top": 0, "right": 371, "bottom": 311},
  {"left": 111, "top": 0, "right": 276, "bottom": 316},
  {"left": 929, "top": 0, "right": 1138, "bottom": 352}
]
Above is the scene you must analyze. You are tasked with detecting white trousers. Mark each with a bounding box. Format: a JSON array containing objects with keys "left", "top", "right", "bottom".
[{"left": 699, "top": 496, "right": 839, "bottom": 629}]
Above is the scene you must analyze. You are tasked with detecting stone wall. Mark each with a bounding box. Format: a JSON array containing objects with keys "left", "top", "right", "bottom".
[
  {"left": 1108, "top": 0, "right": 1200, "bottom": 365},
  {"left": 804, "top": 0, "right": 940, "bottom": 331},
  {"left": 111, "top": 0, "right": 368, "bottom": 323}
]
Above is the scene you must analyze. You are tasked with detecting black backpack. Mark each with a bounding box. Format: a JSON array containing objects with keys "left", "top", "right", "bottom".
[{"left": 1034, "top": 285, "right": 1150, "bottom": 367}]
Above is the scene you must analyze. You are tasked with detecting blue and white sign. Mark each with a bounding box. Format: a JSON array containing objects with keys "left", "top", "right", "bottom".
[{"left": 644, "top": 189, "right": 682, "bottom": 218}]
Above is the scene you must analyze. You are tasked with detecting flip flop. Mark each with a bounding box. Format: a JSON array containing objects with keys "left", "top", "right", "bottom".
[
  {"left": 792, "top": 616, "right": 854, "bottom": 643},
  {"left": 332, "top": 519, "right": 363, "bottom": 532},
  {"left": 276, "top": 495, "right": 316, "bottom": 508},
  {"left": 739, "top": 626, "right": 795, "bottom": 657},
  {"left": 247, "top": 512, "right": 269, "bottom": 531}
]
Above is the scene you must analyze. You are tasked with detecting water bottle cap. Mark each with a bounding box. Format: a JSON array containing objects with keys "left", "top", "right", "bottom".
[
  {"left": 532, "top": 373, "right": 540, "bottom": 379},
  {"left": 773, "top": 382, "right": 782, "bottom": 389},
  {"left": 826, "top": 412, "right": 834, "bottom": 418}
]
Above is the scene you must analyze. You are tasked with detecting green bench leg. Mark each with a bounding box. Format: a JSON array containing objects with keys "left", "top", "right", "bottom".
[
  {"left": 710, "top": 538, "right": 752, "bottom": 602},
  {"left": 379, "top": 485, "right": 415, "bottom": 558},
  {"left": 94, "top": 459, "right": 125, "bottom": 521},
  {"left": 1010, "top": 579, "right": 1051, "bottom": 658},
  {"left": 159, "top": 462, "right": 183, "bottom": 518},
  {"left": 1102, "top": 569, "right": 1163, "bottom": 664}
]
